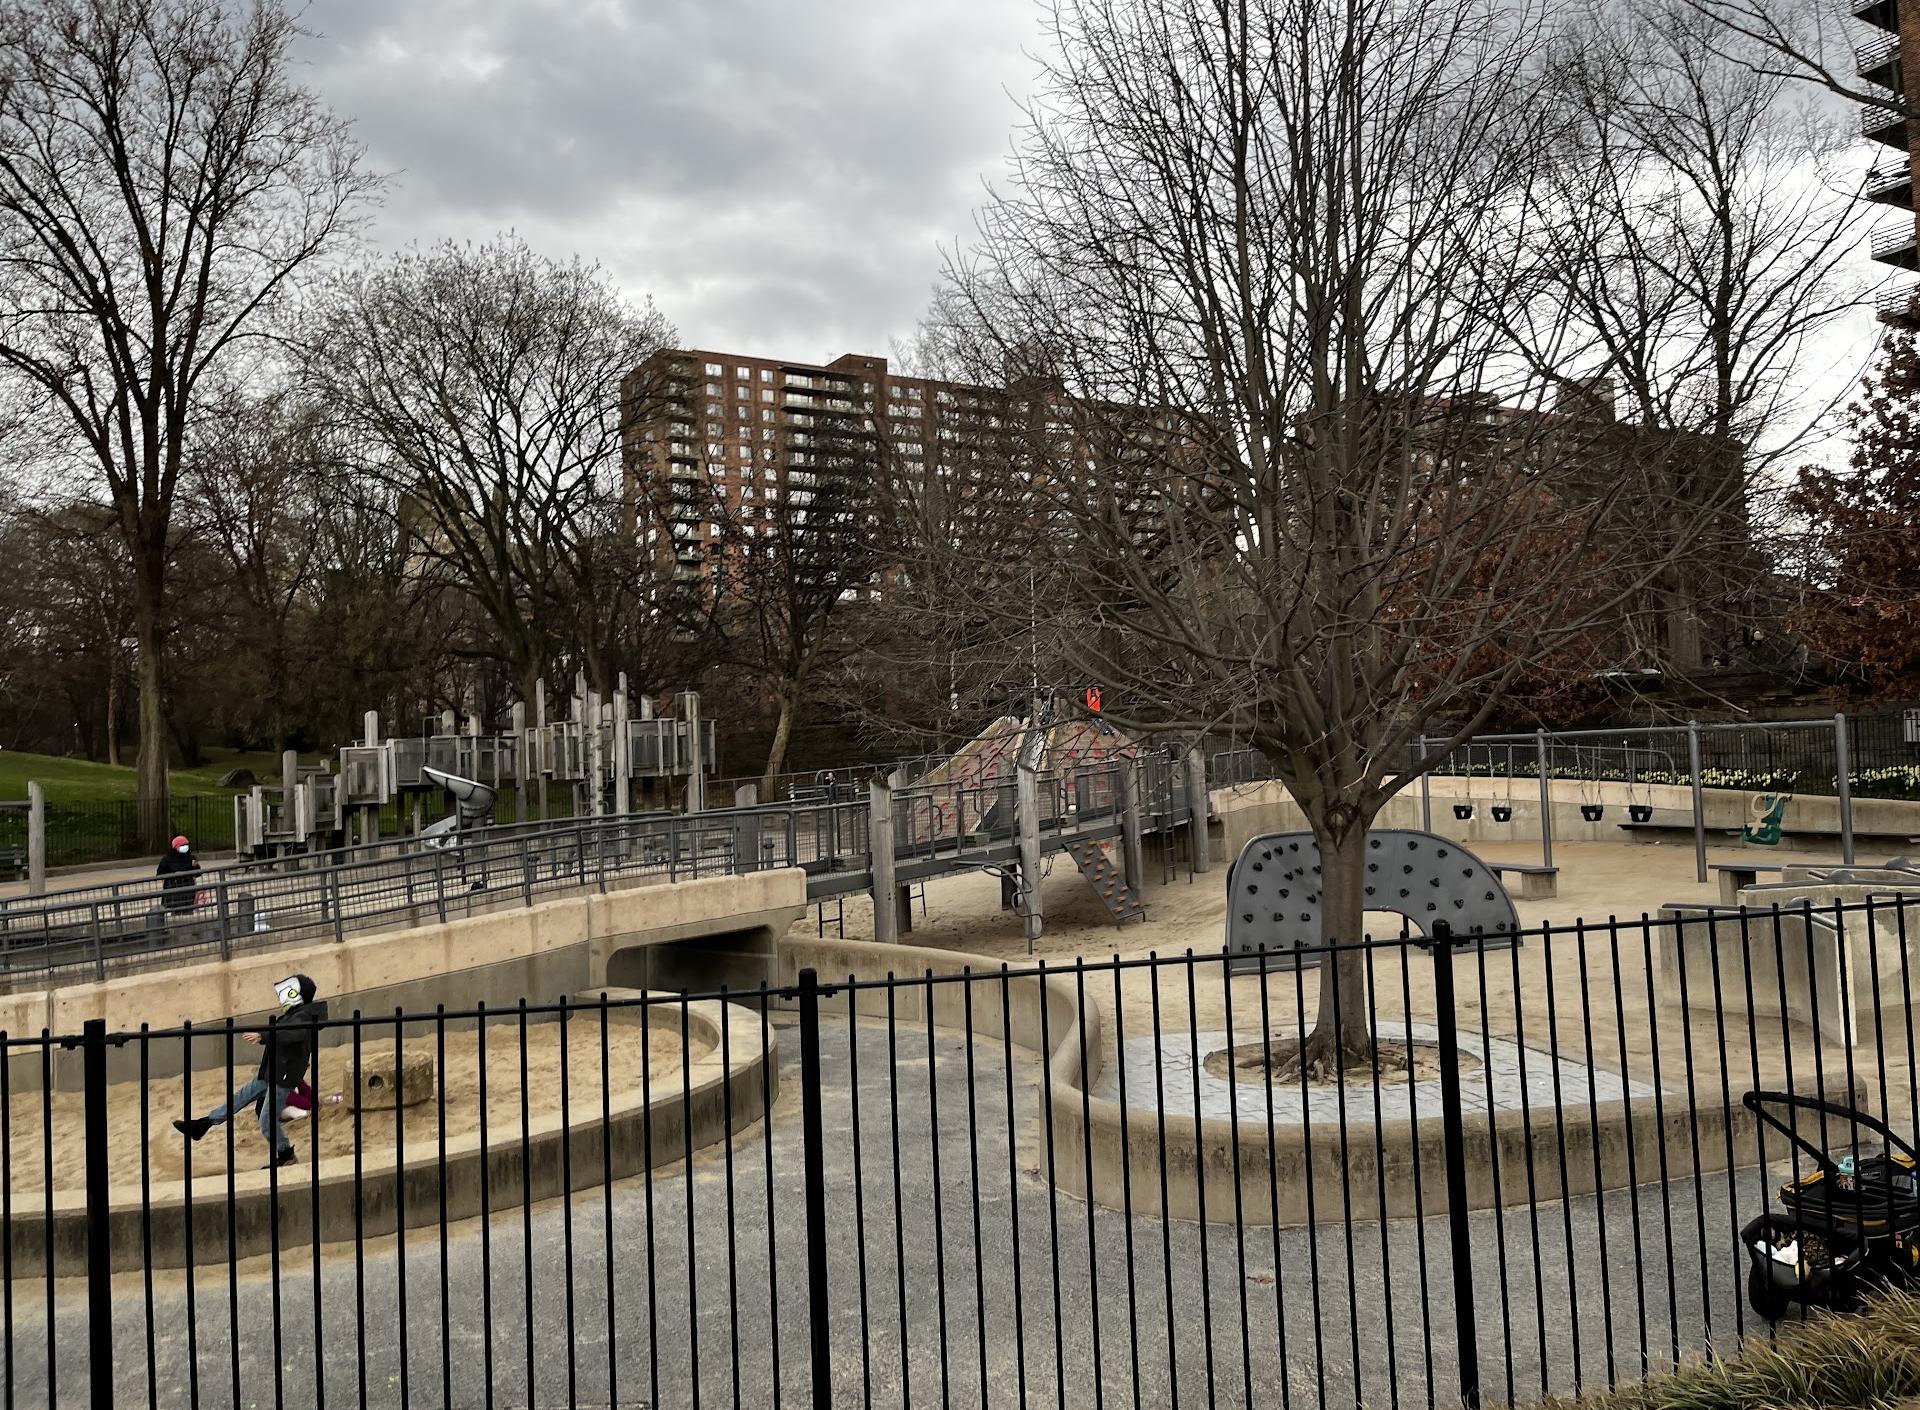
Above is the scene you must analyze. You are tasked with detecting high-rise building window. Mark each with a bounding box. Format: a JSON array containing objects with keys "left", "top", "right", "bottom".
[
  {"left": 760, "top": 389, "right": 774, "bottom": 403},
  {"left": 706, "top": 382, "right": 721, "bottom": 397},
  {"left": 736, "top": 383, "right": 748, "bottom": 399},
  {"left": 760, "top": 369, "right": 774, "bottom": 383},
  {"left": 737, "top": 366, "right": 751, "bottom": 379},
  {"left": 704, "top": 362, "right": 722, "bottom": 377}
]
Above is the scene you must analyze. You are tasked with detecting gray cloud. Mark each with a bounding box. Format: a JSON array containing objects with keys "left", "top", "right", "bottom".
[{"left": 299, "top": 0, "right": 1036, "bottom": 359}]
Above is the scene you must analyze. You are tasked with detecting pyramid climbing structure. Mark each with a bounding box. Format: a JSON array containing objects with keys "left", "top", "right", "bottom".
[{"left": 906, "top": 714, "right": 1146, "bottom": 924}]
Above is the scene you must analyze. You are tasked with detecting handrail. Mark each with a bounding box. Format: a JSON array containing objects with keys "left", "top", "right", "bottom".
[{"left": 0, "top": 750, "right": 1200, "bottom": 988}]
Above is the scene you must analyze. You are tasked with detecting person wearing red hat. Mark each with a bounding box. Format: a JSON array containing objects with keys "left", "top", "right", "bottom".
[{"left": 157, "top": 833, "right": 202, "bottom": 914}]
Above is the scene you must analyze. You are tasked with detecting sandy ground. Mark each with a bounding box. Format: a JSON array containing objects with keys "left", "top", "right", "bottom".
[
  {"left": 803, "top": 837, "right": 1920, "bottom": 1113},
  {"left": 3, "top": 1012, "right": 699, "bottom": 1195}
]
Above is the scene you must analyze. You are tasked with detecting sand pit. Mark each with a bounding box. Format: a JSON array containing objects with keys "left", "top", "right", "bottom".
[{"left": 4, "top": 1009, "right": 707, "bottom": 1196}]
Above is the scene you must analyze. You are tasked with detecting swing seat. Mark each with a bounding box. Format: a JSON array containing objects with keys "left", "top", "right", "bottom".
[
  {"left": 1580, "top": 804, "right": 1605, "bottom": 822},
  {"left": 1628, "top": 804, "right": 1653, "bottom": 823},
  {"left": 1491, "top": 805, "right": 1513, "bottom": 823},
  {"left": 1452, "top": 803, "right": 1474, "bottom": 820}
]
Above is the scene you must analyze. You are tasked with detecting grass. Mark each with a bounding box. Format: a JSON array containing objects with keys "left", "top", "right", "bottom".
[
  {"left": 1537, "top": 1290, "right": 1920, "bottom": 1410},
  {"left": 0, "top": 747, "right": 298, "bottom": 803}
]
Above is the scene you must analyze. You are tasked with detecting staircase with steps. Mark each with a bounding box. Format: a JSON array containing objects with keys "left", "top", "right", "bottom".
[{"left": 1061, "top": 837, "right": 1148, "bottom": 925}]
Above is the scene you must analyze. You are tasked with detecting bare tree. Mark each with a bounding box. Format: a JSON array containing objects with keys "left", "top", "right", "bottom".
[
  {"left": 306, "top": 235, "right": 675, "bottom": 711},
  {"left": 0, "top": 0, "right": 376, "bottom": 840},
  {"left": 650, "top": 394, "right": 890, "bottom": 793},
  {"left": 923, "top": 0, "right": 1772, "bottom": 1071},
  {"left": 1523, "top": 0, "right": 1864, "bottom": 678}
]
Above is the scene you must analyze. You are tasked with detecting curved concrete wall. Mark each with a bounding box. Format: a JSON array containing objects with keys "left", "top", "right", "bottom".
[
  {"left": 2, "top": 869, "right": 806, "bottom": 1086},
  {"left": 1214, "top": 778, "right": 1920, "bottom": 859},
  {"left": 782, "top": 934, "right": 1767, "bottom": 1227},
  {"left": 12, "top": 991, "right": 774, "bottom": 1276}
]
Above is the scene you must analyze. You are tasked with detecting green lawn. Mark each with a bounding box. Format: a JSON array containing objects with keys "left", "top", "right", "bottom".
[{"left": 0, "top": 747, "right": 300, "bottom": 803}]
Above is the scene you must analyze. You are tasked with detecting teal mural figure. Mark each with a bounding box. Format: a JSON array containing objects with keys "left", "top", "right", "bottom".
[{"left": 1742, "top": 793, "right": 1791, "bottom": 846}]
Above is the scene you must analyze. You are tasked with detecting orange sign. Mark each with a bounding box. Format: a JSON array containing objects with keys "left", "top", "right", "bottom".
[{"left": 1084, "top": 685, "right": 1103, "bottom": 714}]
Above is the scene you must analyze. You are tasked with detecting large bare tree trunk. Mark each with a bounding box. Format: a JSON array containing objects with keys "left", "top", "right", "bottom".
[
  {"left": 132, "top": 581, "right": 170, "bottom": 849},
  {"left": 761, "top": 688, "right": 797, "bottom": 795},
  {"left": 1304, "top": 815, "right": 1376, "bottom": 1073}
]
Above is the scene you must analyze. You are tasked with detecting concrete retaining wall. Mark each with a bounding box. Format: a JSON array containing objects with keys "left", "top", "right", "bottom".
[
  {"left": 1214, "top": 778, "right": 1920, "bottom": 861},
  {"left": 2, "top": 869, "right": 807, "bottom": 1087},
  {"left": 10, "top": 991, "right": 774, "bottom": 1276}
]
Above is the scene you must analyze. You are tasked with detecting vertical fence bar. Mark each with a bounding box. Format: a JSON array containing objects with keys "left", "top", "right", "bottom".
[
  {"left": 798, "top": 968, "right": 834, "bottom": 1408},
  {"left": 83, "top": 1018, "right": 113, "bottom": 1410},
  {"left": 1430, "top": 924, "right": 1481, "bottom": 1410},
  {"left": 1835, "top": 712, "right": 1856, "bottom": 866}
]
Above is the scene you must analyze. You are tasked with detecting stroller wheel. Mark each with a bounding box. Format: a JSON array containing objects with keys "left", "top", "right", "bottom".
[{"left": 1748, "top": 1265, "right": 1794, "bottom": 1324}]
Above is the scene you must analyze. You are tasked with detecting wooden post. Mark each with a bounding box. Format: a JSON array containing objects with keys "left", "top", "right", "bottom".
[
  {"left": 1185, "top": 743, "right": 1212, "bottom": 873},
  {"left": 869, "top": 779, "right": 899, "bottom": 946},
  {"left": 535, "top": 679, "right": 550, "bottom": 823},
  {"left": 1119, "top": 762, "right": 1144, "bottom": 894},
  {"left": 613, "top": 673, "right": 631, "bottom": 817},
  {"left": 1016, "top": 765, "right": 1044, "bottom": 948},
  {"left": 510, "top": 701, "right": 528, "bottom": 823},
  {"left": 363, "top": 711, "right": 381, "bottom": 845},
  {"left": 681, "top": 690, "right": 706, "bottom": 813},
  {"left": 26, "top": 781, "right": 46, "bottom": 896}
]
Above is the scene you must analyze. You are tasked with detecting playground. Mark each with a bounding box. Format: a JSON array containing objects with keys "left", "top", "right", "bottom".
[{"left": 4, "top": 1006, "right": 703, "bottom": 1197}]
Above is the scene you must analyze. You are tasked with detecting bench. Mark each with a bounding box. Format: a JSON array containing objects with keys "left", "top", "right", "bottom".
[
  {"left": 1488, "top": 861, "right": 1558, "bottom": 900},
  {"left": 1709, "top": 862, "right": 1785, "bottom": 905}
]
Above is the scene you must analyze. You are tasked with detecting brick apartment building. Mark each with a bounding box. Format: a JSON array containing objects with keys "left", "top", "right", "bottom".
[
  {"left": 622, "top": 349, "right": 974, "bottom": 584},
  {"left": 1861, "top": 0, "right": 1920, "bottom": 320},
  {"left": 620, "top": 347, "right": 1177, "bottom": 586}
]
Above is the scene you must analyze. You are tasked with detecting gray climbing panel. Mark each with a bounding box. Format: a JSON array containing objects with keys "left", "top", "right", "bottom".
[{"left": 1225, "top": 829, "right": 1522, "bottom": 971}]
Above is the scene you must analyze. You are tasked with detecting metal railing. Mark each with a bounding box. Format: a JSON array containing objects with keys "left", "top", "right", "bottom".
[
  {"left": 8, "top": 896, "right": 1920, "bottom": 1407},
  {"left": 1873, "top": 220, "right": 1920, "bottom": 261},
  {"left": 0, "top": 752, "right": 1198, "bottom": 988},
  {"left": 1859, "top": 31, "right": 1902, "bottom": 77}
]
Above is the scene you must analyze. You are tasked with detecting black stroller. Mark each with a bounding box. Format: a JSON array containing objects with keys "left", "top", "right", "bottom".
[{"left": 1740, "top": 1090, "right": 1920, "bottom": 1322}]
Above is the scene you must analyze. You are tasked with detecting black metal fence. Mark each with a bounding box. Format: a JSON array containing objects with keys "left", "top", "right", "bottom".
[
  {"left": 5, "top": 895, "right": 1920, "bottom": 1407},
  {"left": 0, "top": 796, "right": 239, "bottom": 871}
]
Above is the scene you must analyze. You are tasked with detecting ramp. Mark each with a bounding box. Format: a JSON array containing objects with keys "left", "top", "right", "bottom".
[{"left": 1062, "top": 836, "right": 1147, "bottom": 925}]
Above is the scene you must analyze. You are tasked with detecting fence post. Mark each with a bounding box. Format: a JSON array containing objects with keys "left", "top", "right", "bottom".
[
  {"left": 216, "top": 875, "right": 232, "bottom": 962},
  {"left": 1430, "top": 921, "right": 1481, "bottom": 1410},
  {"left": 328, "top": 865, "right": 345, "bottom": 944},
  {"left": 1417, "top": 735, "right": 1432, "bottom": 832},
  {"left": 1534, "top": 729, "right": 1553, "bottom": 871},
  {"left": 82, "top": 1017, "right": 114, "bottom": 1410},
  {"left": 1687, "top": 720, "right": 1707, "bottom": 883},
  {"left": 1835, "top": 712, "right": 1856, "bottom": 867},
  {"left": 796, "top": 968, "right": 834, "bottom": 1408},
  {"left": 522, "top": 837, "right": 535, "bottom": 906}
]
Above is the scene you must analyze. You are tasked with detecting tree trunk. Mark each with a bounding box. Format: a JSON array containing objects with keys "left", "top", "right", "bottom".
[
  {"left": 761, "top": 688, "right": 796, "bottom": 795},
  {"left": 131, "top": 593, "right": 170, "bottom": 849},
  {"left": 105, "top": 666, "right": 121, "bottom": 767},
  {"left": 1303, "top": 814, "right": 1377, "bottom": 1073}
]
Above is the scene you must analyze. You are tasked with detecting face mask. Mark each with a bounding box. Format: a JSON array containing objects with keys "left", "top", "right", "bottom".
[{"left": 175, "top": 844, "right": 189, "bottom": 854}]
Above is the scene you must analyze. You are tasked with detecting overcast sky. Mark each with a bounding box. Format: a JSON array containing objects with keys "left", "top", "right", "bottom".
[
  {"left": 296, "top": 0, "right": 1880, "bottom": 460},
  {"left": 299, "top": 0, "right": 1040, "bottom": 366}
]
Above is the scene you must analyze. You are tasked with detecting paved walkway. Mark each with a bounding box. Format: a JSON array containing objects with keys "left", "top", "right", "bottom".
[{"left": 1, "top": 1010, "right": 1789, "bottom": 1410}]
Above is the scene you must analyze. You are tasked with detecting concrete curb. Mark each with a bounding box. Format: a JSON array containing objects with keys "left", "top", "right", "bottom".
[
  {"left": 9, "top": 990, "right": 775, "bottom": 1275},
  {"left": 781, "top": 935, "right": 1777, "bottom": 1228}
]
